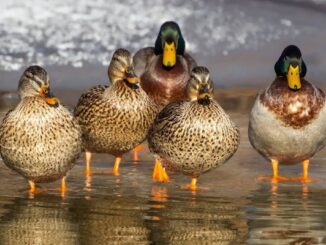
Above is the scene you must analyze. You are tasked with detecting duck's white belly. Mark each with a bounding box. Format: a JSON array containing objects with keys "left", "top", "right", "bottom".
[{"left": 248, "top": 98, "right": 326, "bottom": 163}]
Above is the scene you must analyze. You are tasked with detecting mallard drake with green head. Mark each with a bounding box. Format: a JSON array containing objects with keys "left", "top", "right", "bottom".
[
  {"left": 148, "top": 67, "right": 240, "bottom": 190},
  {"left": 0, "top": 66, "right": 82, "bottom": 194},
  {"left": 133, "top": 21, "right": 197, "bottom": 109},
  {"left": 249, "top": 45, "right": 326, "bottom": 182},
  {"left": 74, "top": 49, "right": 157, "bottom": 176}
]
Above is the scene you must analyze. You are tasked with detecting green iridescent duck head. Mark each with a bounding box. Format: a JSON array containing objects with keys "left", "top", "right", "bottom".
[
  {"left": 154, "top": 21, "right": 186, "bottom": 68},
  {"left": 274, "top": 45, "right": 307, "bottom": 91}
]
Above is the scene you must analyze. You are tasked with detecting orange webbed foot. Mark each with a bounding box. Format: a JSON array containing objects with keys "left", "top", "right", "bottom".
[
  {"left": 289, "top": 176, "right": 317, "bottom": 183},
  {"left": 257, "top": 175, "right": 290, "bottom": 183},
  {"left": 181, "top": 178, "right": 208, "bottom": 191},
  {"left": 152, "top": 160, "right": 169, "bottom": 183}
]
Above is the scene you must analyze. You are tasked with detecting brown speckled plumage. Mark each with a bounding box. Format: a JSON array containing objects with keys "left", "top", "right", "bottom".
[
  {"left": 260, "top": 77, "right": 325, "bottom": 129},
  {"left": 148, "top": 68, "right": 239, "bottom": 177},
  {"left": 134, "top": 48, "right": 196, "bottom": 109},
  {"left": 0, "top": 93, "right": 82, "bottom": 183},
  {"left": 74, "top": 80, "right": 157, "bottom": 156}
]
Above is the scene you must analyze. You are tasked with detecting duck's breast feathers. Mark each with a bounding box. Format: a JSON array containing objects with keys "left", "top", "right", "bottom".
[
  {"left": 19, "top": 97, "right": 78, "bottom": 129},
  {"left": 0, "top": 96, "right": 81, "bottom": 147},
  {"left": 139, "top": 53, "right": 196, "bottom": 107},
  {"left": 260, "top": 77, "right": 325, "bottom": 128}
]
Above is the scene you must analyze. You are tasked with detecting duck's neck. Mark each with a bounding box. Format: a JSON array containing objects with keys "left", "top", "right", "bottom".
[{"left": 103, "top": 80, "right": 139, "bottom": 99}]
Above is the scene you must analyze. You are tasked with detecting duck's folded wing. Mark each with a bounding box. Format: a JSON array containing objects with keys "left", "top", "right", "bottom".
[
  {"left": 149, "top": 101, "right": 185, "bottom": 134},
  {"left": 74, "top": 85, "right": 107, "bottom": 117},
  {"left": 184, "top": 52, "right": 197, "bottom": 71},
  {"left": 133, "top": 47, "right": 155, "bottom": 77}
]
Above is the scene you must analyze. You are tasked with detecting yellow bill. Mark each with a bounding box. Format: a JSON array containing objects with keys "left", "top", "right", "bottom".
[
  {"left": 287, "top": 65, "right": 301, "bottom": 90},
  {"left": 125, "top": 68, "right": 139, "bottom": 85},
  {"left": 198, "top": 92, "right": 211, "bottom": 100},
  {"left": 126, "top": 76, "right": 139, "bottom": 84},
  {"left": 40, "top": 84, "right": 60, "bottom": 107},
  {"left": 163, "top": 41, "right": 176, "bottom": 67}
]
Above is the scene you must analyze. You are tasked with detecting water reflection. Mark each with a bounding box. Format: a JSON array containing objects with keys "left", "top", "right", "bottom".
[
  {"left": 246, "top": 182, "right": 326, "bottom": 244},
  {"left": 0, "top": 195, "right": 78, "bottom": 244},
  {"left": 145, "top": 187, "right": 248, "bottom": 244},
  {"left": 71, "top": 196, "right": 150, "bottom": 244}
]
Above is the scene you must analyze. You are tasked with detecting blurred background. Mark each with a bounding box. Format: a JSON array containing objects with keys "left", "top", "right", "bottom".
[{"left": 1, "top": 0, "right": 326, "bottom": 93}]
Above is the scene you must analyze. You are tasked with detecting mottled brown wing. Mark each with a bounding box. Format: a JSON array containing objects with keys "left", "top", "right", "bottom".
[
  {"left": 133, "top": 47, "right": 155, "bottom": 77},
  {"left": 74, "top": 85, "right": 107, "bottom": 117},
  {"left": 0, "top": 108, "right": 14, "bottom": 150},
  {"left": 148, "top": 100, "right": 185, "bottom": 145}
]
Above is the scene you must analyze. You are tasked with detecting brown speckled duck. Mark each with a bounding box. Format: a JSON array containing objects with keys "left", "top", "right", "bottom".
[
  {"left": 249, "top": 45, "right": 326, "bottom": 182},
  {"left": 74, "top": 49, "right": 157, "bottom": 176},
  {"left": 0, "top": 66, "right": 82, "bottom": 194},
  {"left": 133, "top": 21, "right": 197, "bottom": 109},
  {"left": 148, "top": 67, "right": 240, "bottom": 190}
]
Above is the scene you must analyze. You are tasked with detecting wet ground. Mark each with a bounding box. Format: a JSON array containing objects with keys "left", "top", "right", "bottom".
[{"left": 0, "top": 91, "right": 325, "bottom": 244}]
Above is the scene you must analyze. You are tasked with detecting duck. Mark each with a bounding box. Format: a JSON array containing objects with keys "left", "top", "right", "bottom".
[
  {"left": 74, "top": 48, "right": 157, "bottom": 176},
  {"left": 133, "top": 21, "right": 197, "bottom": 109},
  {"left": 248, "top": 45, "right": 326, "bottom": 182},
  {"left": 148, "top": 66, "right": 240, "bottom": 190},
  {"left": 0, "top": 66, "right": 82, "bottom": 194}
]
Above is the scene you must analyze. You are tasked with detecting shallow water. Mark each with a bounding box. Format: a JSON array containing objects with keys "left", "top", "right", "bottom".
[{"left": 0, "top": 91, "right": 326, "bottom": 244}]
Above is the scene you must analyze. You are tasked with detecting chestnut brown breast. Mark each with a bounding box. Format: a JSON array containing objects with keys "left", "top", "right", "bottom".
[
  {"left": 260, "top": 77, "right": 325, "bottom": 128},
  {"left": 140, "top": 55, "right": 190, "bottom": 108}
]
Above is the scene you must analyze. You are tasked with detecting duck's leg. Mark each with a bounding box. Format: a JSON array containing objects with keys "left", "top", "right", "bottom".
[
  {"left": 152, "top": 159, "right": 169, "bottom": 182},
  {"left": 302, "top": 159, "right": 309, "bottom": 181},
  {"left": 113, "top": 156, "right": 122, "bottom": 176},
  {"left": 28, "top": 180, "right": 43, "bottom": 195},
  {"left": 85, "top": 151, "right": 92, "bottom": 176},
  {"left": 28, "top": 180, "right": 35, "bottom": 193},
  {"left": 188, "top": 178, "right": 198, "bottom": 191},
  {"left": 61, "top": 177, "right": 67, "bottom": 197},
  {"left": 133, "top": 145, "right": 142, "bottom": 162},
  {"left": 258, "top": 159, "right": 288, "bottom": 182},
  {"left": 271, "top": 159, "right": 279, "bottom": 180},
  {"left": 181, "top": 178, "right": 208, "bottom": 191},
  {"left": 292, "top": 159, "right": 314, "bottom": 183}
]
